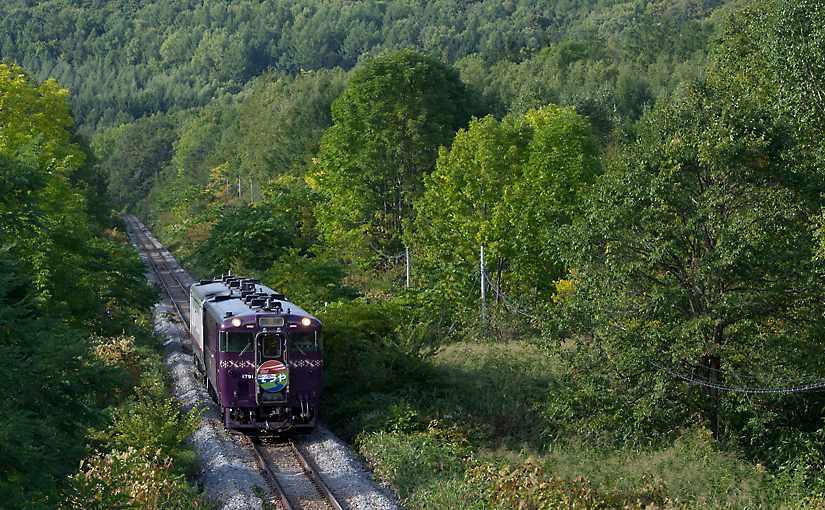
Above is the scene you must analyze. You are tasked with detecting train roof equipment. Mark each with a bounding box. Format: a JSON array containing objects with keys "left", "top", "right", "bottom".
[{"left": 190, "top": 278, "right": 318, "bottom": 324}]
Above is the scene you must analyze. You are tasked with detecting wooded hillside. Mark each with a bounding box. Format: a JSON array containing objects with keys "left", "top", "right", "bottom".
[
  {"left": 2, "top": 0, "right": 824, "bottom": 508},
  {"left": 1, "top": 0, "right": 723, "bottom": 132}
]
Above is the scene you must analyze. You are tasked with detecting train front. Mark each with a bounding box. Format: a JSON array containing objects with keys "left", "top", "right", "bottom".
[{"left": 217, "top": 300, "right": 323, "bottom": 432}]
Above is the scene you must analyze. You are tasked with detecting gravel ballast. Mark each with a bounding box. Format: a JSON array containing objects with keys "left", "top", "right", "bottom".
[{"left": 298, "top": 427, "right": 402, "bottom": 510}]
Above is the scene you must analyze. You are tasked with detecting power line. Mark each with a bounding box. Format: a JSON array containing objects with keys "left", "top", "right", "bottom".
[
  {"left": 601, "top": 319, "right": 825, "bottom": 395},
  {"left": 648, "top": 359, "right": 825, "bottom": 395},
  {"left": 481, "top": 270, "right": 541, "bottom": 322}
]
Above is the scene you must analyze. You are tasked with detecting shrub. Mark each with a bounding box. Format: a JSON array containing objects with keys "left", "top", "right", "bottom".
[
  {"left": 92, "top": 369, "right": 201, "bottom": 475},
  {"left": 790, "top": 494, "right": 825, "bottom": 510},
  {"left": 65, "top": 448, "right": 207, "bottom": 510},
  {"left": 90, "top": 334, "right": 143, "bottom": 384},
  {"left": 357, "top": 421, "right": 472, "bottom": 503},
  {"left": 264, "top": 248, "right": 358, "bottom": 309},
  {"left": 319, "top": 300, "right": 422, "bottom": 394},
  {"left": 467, "top": 459, "right": 669, "bottom": 510}
]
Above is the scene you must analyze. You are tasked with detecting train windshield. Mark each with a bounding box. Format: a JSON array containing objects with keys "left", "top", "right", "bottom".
[
  {"left": 259, "top": 332, "right": 283, "bottom": 359},
  {"left": 222, "top": 332, "right": 253, "bottom": 353},
  {"left": 289, "top": 331, "right": 321, "bottom": 355}
]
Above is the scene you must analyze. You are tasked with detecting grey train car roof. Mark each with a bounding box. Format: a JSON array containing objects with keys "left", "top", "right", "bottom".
[
  {"left": 192, "top": 281, "right": 318, "bottom": 322},
  {"left": 191, "top": 281, "right": 232, "bottom": 300}
]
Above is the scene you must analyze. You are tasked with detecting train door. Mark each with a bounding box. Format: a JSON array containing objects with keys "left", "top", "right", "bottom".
[{"left": 204, "top": 318, "right": 218, "bottom": 392}]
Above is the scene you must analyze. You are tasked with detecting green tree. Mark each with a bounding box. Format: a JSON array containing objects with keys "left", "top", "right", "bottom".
[
  {"left": 507, "top": 106, "right": 601, "bottom": 291},
  {"left": 711, "top": 0, "right": 825, "bottom": 259},
  {"left": 412, "top": 106, "right": 599, "bottom": 305},
  {"left": 263, "top": 249, "right": 358, "bottom": 310},
  {"left": 556, "top": 82, "right": 825, "bottom": 447},
  {"left": 0, "top": 63, "right": 157, "bottom": 509},
  {"left": 0, "top": 63, "right": 91, "bottom": 306},
  {"left": 187, "top": 175, "right": 316, "bottom": 276},
  {"left": 313, "top": 49, "right": 475, "bottom": 269},
  {"left": 234, "top": 69, "right": 348, "bottom": 181},
  {"left": 412, "top": 115, "right": 527, "bottom": 301},
  {"left": 94, "top": 113, "right": 178, "bottom": 213}
]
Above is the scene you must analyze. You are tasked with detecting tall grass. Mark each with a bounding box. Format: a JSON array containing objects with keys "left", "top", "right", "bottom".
[{"left": 323, "top": 321, "right": 813, "bottom": 509}]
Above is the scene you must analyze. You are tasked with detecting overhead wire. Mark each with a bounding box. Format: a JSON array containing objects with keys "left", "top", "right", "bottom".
[
  {"left": 481, "top": 270, "right": 541, "bottom": 322},
  {"left": 648, "top": 358, "right": 825, "bottom": 394}
]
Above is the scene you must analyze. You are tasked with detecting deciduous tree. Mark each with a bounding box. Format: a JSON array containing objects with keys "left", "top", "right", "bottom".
[
  {"left": 312, "top": 50, "right": 474, "bottom": 268},
  {"left": 557, "top": 82, "right": 825, "bottom": 443}
]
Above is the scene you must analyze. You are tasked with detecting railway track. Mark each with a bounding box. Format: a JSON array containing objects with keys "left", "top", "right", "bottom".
[
  {"left": 123, "top": 214, "right": 191, "bottom": 323},
  {"left": 123, "top": 214, "right": 345, "bottom": 510},
  {"left": 251, "top": 438, "right": 344, "bottom": 510}
]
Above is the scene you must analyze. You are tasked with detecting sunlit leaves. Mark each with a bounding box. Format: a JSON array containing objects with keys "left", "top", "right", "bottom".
[
  {"left": 412, "top": 106, "right": 600, "bottom": 303},
  {"left": 313, "top": 50, "right": 474, "bottom": 268},
  {"left": 0, "top": 65, "right": 158, "bottom": 508},
  {"left": 557, "top": 79, "right": 825, "bottom": 447}
]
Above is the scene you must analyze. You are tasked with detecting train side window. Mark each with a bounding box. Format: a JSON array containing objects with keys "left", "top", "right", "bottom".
[{"left": 222, "top": 332, "right": 253, "bottom": 352}]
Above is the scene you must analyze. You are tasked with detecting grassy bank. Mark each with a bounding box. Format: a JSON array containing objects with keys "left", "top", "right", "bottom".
[{"left": 318, "top": 303, "right": 822, "bottom": 509}]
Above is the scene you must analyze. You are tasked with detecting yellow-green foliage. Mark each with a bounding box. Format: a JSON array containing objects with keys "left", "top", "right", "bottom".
[
  {"left": 67, "top": 348, "right": 204, "bottom": 507},
  {"left": 65, "top": 448, "right": 206, "bottom": 510},
  {"left": 91, "top": 365, "right": 202, "bottom": 468},
  {"left": 467, "top": 459, "right": 669, "bottom": 510},
  {"left": 91, "top": 334, "right": 138, "bottom": 370},
  {"left": 552, "top": 276, "right": 575, "bottom": 304},
  {"left": 792, "top": 495, "right": 825, "bottom": 510}
]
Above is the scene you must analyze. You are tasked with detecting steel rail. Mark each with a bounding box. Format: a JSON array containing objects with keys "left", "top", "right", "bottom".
[
  {"left": 250, "top": 438, "right": 344, "bottom": 510},
  {"left": 251, "top": 439, "right": 295, "bottom": 510},
  {"left": 288, "top": 440, "right": 344, "bottom": 510},
  {"left": 142, "top": 225, "right": 191, "bottom": 296},
  {"left": 140, "top": 224, "right": 190, "bottom": 321}
]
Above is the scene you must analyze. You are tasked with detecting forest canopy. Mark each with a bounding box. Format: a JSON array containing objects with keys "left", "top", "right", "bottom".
[{"left": 0, "top": 0, "right": 724, "bottom": 132}]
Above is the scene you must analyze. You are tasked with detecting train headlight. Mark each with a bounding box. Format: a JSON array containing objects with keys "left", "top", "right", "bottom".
[
  {"left": 300, "top": 317, "right": 312, "bottom": 327},
  {"left": 231, "top": 318, "right": 242, "bottom": 327}
]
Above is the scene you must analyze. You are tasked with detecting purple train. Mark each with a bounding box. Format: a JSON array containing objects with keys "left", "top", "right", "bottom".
[{"left": 189, "top": 275, "right": 322, "bottom": 432}]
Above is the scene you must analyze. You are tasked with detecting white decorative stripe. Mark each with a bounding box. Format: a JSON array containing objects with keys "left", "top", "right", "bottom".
[
  {"left": 219, "top": 360, "right": 257, "bottom": 369},
  {"left": 289, "top": 359, "right": 323, "bottom": 368}
]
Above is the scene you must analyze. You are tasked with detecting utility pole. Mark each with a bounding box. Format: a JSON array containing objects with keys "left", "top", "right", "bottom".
[
  {"left": 238, "top": 175, "right": 242, "bottom": 199},
  {"left": 480, "top": 244, "right": 486, "bottom": 324}
]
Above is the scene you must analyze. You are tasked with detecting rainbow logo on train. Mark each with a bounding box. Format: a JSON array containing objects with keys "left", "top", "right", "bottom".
[{"left": 257, "top": 359, "right": 289, "bottom": 393}]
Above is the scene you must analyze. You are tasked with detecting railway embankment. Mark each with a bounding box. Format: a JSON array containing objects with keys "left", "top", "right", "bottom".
[{"left": 128, "top": 215, "right": 401, "bottom": 510}]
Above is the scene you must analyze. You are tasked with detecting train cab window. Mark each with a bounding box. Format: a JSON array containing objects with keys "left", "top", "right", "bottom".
[
  {"left": 259, "top": 333, "right": 283, "bottom": 359},
  {"left": 290, "top": 331, "right": 321, "bottom": 355},
  {"left": 221, "top": 332, "right": 253, "bottom": 353}
]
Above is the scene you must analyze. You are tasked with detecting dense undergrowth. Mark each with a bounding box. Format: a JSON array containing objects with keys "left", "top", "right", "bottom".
[{"left": 64, "top": 300, "right": 206, "bottom": 509}]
